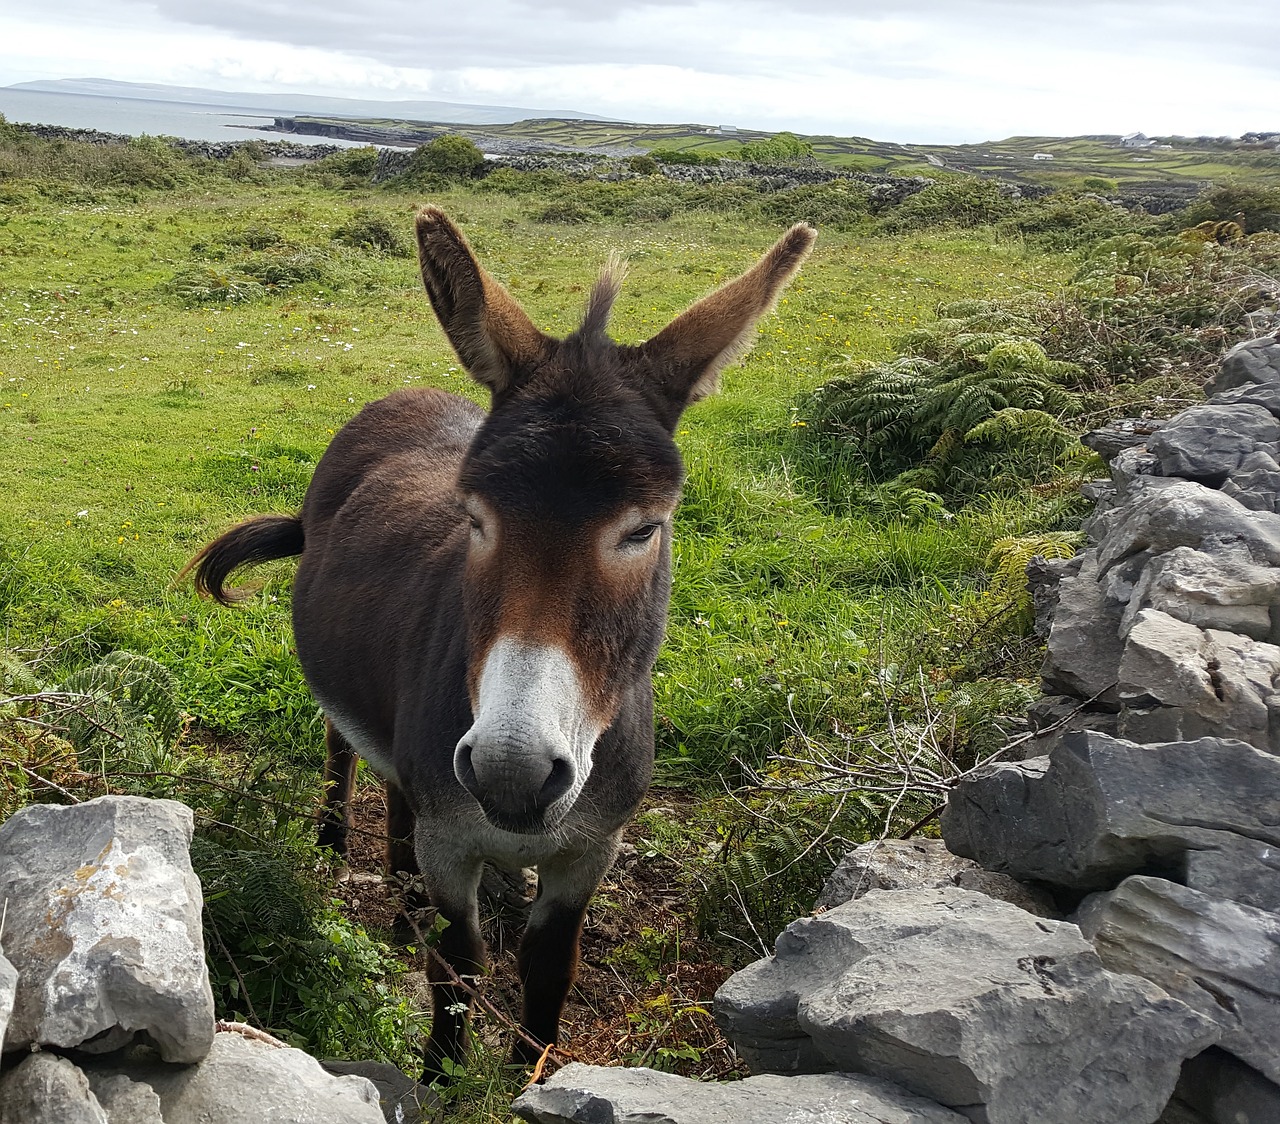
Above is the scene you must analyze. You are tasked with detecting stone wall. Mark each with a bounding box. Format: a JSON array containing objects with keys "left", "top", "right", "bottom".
[
  {"left": 0, "top": 796, "right": 392, "bottom": 1124},
  {"left": 515, "top": 338, "right": 1280, "bottom": 1123}
]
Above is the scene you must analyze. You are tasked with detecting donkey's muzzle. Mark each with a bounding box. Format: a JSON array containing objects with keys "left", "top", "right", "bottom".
[{"left": 454, "top": 737, "right": 578, "bottom": 833}]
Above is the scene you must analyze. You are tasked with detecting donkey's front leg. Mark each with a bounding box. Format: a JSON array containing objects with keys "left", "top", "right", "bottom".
[
  {"left": 512, "top": 833, "right": 622, "bottom": 1065},
  {"left": 421, "top": 856, "right": 485, "bottom": 1082}
]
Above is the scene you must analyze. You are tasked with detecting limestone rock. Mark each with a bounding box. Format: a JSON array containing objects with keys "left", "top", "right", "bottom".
[
  {"left": 1120, "top": 545, "right": 1280, "bottom": 641},
  {"left": 0, "top": 796, "right": 215, "bottom": 1062},
  {"left": 1081, "top": 417, "right": 1164, "bottom": 461},
  {"left": 0, "top": 1052, "right": 109, "bottom": 1124},
  {"left": 941, "top": 731, "right": 1280, "bottom": 893},
  {"left": 78, "top": 1032, "right": 385, "bottom": 1124},
  {"left": 1077, "top": 877, "right": 1280, "bottom": 1084},
  {"left": 715, "top": 888, "right": 1216, "bottom": 1124},
  {"left": 1040, "top": 551, "right": 1125, "bottom": 706},
  {"left": 1116, "top": 610, "right": 1280, "bottom": 751},
  {"left": 321, "top": 1059, "right": 439, "bottom": 1124},
  {"left": 0, "top": 950, "right": 15, "bottom": 1060},
  {"left": 1209, "top": 333, "right": 1280, "bottom": 396},
  {"left": 1222, "top": 449, "right": 1280, "bottom": 513},
  {"left": 1095, "top": 480, "right": 1280, "bottom": 576},
  {"left": 90, "top": 1073, "right": 165, "bottom": 1124},
  {"left": 1145, "top": 403, "right": 1280, "bottom": 486},
  {"left": 815, "top": 838, "right": 1057, "bottom": 918},
  {"left": 512, "top": 1063, "right": 969, "bottom": 1124},
  {"left": 1209, "top": 381, "right": 1280, "bottom": 417}
]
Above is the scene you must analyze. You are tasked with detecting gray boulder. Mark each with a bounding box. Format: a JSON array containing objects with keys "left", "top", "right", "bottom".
[
  {"left": 1040, "top": 552, "right": 1125, "bottom": 706},
  {"left": 1222, "top": 449, "right": 1280, "bottom": 512},
  {"left": 1145, "top": 403, "right": 1280, "bottom": 486},
  {"left": 715, "top": 888, "right": 1215, "bottom": 1124},
  {"left": 1077, "top": 877, "right": 1280, "bottom": 1084},
  {"left": 1116, "top": 610, "right": 1280, "bottom": 750},
  {"left": 1209, "top": 334, "right": 1280, "bottom": 396},
  {"left": 513, "top": 1063, "right": 969, "bottom": 1124},
  {"left": 0, "top": 1052, "right": 109, "bottom": 1124},
  {"left": 816, "top": 838, "right": 1057, "bottom": 918},
  {"left": 1209, "top": 381, "right": 1280, "bottom": 417},
  {"left": 1120, "top": 545, "right": 1280, "bottom": 641},
  {"left": 90, "top": 1073, "right": 165, "bottom": 1123},
  {"left": 1095, "top": 480, "right": 1280, "bottom": 576},
  {"left": 1081, "top": 417, "right": 1164, "bottom": 461},
  {"left": 0, "top": 796, "right": 214, "bottom": 1062},
  {"left": 941, "top": 731, "right": 1280, "bottom": 895},
  {"left": 78, "top": 1032, "right": 385, "bottom": 1124}
]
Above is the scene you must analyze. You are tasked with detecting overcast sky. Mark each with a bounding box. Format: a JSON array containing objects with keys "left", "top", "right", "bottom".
[{"left": 2, "top": 0, "right": 1276, "bottom": 142}]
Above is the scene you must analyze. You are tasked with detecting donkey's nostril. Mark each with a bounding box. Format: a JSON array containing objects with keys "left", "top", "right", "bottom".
[
  {"left": 454, "top": 740, "right": 482, "bottom": 799},
  {"left": 539, "top": 756, "right": 575, "bottom": 808}
]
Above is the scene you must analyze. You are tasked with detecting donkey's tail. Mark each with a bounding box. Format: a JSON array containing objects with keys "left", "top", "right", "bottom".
[{"left": 182, "top": 515, "right": 305, "bottom": 606}]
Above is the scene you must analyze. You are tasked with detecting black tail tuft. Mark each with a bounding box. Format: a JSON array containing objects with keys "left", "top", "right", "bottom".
[{"left": 182, "top": 515, "right": 305, "bottom": 606}]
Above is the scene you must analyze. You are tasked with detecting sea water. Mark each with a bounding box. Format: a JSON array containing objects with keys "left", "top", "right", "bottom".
[{"left": 0, "top": 88, "right": 362, "bottom": 146}]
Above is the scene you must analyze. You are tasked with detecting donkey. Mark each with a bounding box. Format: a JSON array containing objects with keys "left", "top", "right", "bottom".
[{"left": 188, "top": 206, "right": 815, "bottom": 1077}]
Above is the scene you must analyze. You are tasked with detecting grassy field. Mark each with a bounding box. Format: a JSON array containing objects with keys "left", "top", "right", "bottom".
[{"left": 6, "top": 138, "right": 1274, "bottom": 1117}]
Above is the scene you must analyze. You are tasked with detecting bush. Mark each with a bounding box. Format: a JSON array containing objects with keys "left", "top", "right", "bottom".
[
  {"left": 628, "top": 154, "right": 659, "bottom": 175},
  {"left": 649, "top": 148, "right": 719, "bottom": 166},
  {"left": 880, "top": 176, "right": 1022, "bottom": 232},
  {"left": 760, "top": 180, "right": 870, "bottom": 230},
  {"left": 996, "top": 192, "right": 1147, "bottom": 250},
  {"left": 332, "top": 208, "right": 409, "bottom": 255},
  {"left": 1180, "top": 183, "right": 1280, "bottom": 234},
  {"left": 409, "top": 134, "right": 485, "bottom": 180},
  {"left": 737, "top": 131, "right": 815, "bottom": 164}
]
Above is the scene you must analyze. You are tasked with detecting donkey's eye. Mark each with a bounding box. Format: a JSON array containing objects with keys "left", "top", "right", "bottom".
[{"left": 623, "top": 523, "right": 660, "bottom": 546}]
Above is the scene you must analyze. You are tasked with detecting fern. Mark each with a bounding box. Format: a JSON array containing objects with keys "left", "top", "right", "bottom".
[
  {"left": 985, "top": 532, "right": 1084, "bottom": 621},
  {"left": 57, "top": 651, "right": 183, "bottom": 763},
  {"left": 0, "top": 650, "right": 42, "bottom": 715}
]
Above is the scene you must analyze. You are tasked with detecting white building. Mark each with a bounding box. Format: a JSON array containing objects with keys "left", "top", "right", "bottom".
[{"left": 1032, "top": 152, "right": 1054, "bottom": 161}]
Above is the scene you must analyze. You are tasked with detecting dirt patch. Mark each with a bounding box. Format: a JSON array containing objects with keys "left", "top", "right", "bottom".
[{"left": 330, "top": 780, "right": 746, "bottom": 1079}]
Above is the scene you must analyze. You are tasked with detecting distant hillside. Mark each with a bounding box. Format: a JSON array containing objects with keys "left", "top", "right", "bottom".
[{"left": 8, "top": 78, "right": 610, "bottom": 127}]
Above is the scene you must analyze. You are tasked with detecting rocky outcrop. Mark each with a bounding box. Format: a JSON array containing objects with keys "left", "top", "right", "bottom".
[
  {"left": 0, "top": 796, "right": 385, "bottom": 1123},
  {"left": 513, "top": 1063, "right": 968, "bottom": 1124},
  {"left": 716, "top": 888, "right": 1215, "bottom": 1124}
]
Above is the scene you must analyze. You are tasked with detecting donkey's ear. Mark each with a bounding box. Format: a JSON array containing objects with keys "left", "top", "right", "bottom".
[
  {"left": 415, "top": 206, "right": 552, "bottom": 396},
  {"left": 642, "top": 223, "right": 816, "bottom": 413}
]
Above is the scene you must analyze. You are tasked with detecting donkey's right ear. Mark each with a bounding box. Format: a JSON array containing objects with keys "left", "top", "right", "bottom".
[{"left": 415, "top": 206, "right": 553, "bottom": 396}]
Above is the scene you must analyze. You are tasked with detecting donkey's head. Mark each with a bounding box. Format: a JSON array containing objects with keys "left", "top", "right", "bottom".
[{"left": 416, "top": 206, "right": 814, "bottom": 833}]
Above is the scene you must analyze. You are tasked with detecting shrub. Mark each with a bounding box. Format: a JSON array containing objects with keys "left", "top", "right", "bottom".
[
  {"left": 312, "top": 145, "right": 378, "bottom": 180},
  {"left": 409, "top": 134, "right": 485, "bottom": 179},
  {"left": 1179, "top": 183, "right": 1280, "bottom": 234},
  {"left": 649, "top": 148, "right": 719, "bottom": 166},
  {"left": 760, "top": 181, "right": 870, "bottom": 231},
  {"left": 880, "top": 176, "right": 1021, "bottom": 232},
  {"left": 331, "top": 208, "right": 409, "bottom": 255},
  {"left": 627, "top": 154, "right": 659, "bottom": 175},
  {"left": 737, "top": 131, "right": 815, "bottom": 164},
  {"left": 169, "top": 265, "right": 264, "bottom": 305},
  {"left": 995, "top": 192, "right": 1147, "bottom": 250}
]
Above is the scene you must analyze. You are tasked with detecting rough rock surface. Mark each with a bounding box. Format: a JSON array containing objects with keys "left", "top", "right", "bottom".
[
  {"left": 77, "top": 1032, "right": 384, "bottom": 1124},
  {"left": 0, "top": 950, "right": 15, "bottom": 1055},
  {"left": 715, "top": 888, "right": 1215, "bottom": 1124},
  {"left": 0, "top": 1052, "right": 109, "bottom": 1124},
  {"left": 1116, "top": 610, "right": 1280, "bottom": 750},
  {"left": 1077, "top": 877, "right": 1280, "bottom": 1083},
  {"left": 1145, "top": 403, "right": 1280, "bottom": 485},
  {"left": 941, "top": 731, "right": 1280, "bottom": 894},
  {"left": 321, "top": 1059, "right": 439, "bottom": 1124},
  {"left": 815, "top": 838, "right": 1057, "bottom": 918},
  {"left": 1209, "top": 332, "right": 1280, "bottom": 395},
  {"left": 513, "top": 1063, "right": 968, "bottom": 1124},
  {"left": 1040, "top": 552, "right": 1125, "bottom": 705},
  {"left": 0, "top": 795, "right": 214, "bottom": 1061}
]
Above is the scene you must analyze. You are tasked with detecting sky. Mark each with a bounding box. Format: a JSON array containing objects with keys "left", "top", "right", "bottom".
[{"left": 2, "top": 0, "right": 1277, "bottom": 143}]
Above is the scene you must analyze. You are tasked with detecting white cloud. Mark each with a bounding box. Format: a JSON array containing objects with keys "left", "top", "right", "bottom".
[{"left": 0, "top": 0, "right": 1275, "bottom": 141}]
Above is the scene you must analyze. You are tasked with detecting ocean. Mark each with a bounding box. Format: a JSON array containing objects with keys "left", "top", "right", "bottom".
[{"left": 0, "top": 88, "right": 362, "bottom": 146}]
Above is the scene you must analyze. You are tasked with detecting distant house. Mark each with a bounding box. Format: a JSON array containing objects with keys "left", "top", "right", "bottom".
[
  {"left": 1032, "top": 152, "right": 1054, "bottom": 161},
  {"left": 1121, "top": 132, "right": 1154, "bottom": 149}
]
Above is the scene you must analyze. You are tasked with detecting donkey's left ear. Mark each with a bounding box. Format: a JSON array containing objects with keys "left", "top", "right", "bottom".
[{"left": 641, "top": 223, "right": 816, "bottom": 415}]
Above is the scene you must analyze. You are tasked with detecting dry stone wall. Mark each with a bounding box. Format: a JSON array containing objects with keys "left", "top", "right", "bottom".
[
  {"left": 0, "top": 796, "right": 388, "bottom": 1124},
  {"left": 518, "top": 336, "right": 1280, "bottom": 1123}
]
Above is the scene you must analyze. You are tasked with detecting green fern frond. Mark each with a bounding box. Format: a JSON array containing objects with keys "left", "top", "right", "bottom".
[{"left": 58, "top": 651, "right": 182, "bottom": 751}]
